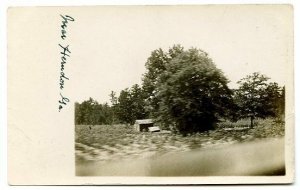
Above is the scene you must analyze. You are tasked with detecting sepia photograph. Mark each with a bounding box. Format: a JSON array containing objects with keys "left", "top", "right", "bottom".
[
  {"left": 7, "top": 4, "right": 294, "bottom": 185},
  {"left": 72, "top": 5, "right": 292, "bottom": 177}
]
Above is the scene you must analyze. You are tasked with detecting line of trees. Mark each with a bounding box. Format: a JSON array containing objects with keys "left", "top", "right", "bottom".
[
  {"left": 75, "top": 45, "right": 285, "bottom": 134},
  {"left": 75, "top": 84, "right": 149, "bottom": 125}
]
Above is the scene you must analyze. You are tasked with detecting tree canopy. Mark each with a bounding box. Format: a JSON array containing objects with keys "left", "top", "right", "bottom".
[
  {"left": 75, "top": 45, "right": 285, "bottom": 134},
  {"left": 142, "top": 45, "right": 185, "bottom": 118},
  {"left": 155, "top": 48, "right": 234, "bottom": 134},
  {"left": 116, "top": 84, "right": 149, "bottom": 125},
  {"left": 234, "top": 72, "right": 284, "bottom": 127},
  {"left": 75, "top": 98, "right": 112, "bottom": 125}
]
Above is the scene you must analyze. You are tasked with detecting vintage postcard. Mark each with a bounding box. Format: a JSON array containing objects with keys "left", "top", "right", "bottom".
[{"left": 7, "top": 5, "right": 294, "bottom": 185}]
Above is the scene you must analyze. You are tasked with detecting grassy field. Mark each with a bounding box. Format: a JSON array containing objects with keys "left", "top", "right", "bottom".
[{"left": 75, "top": 118, "right": 284, "bottom": 166}]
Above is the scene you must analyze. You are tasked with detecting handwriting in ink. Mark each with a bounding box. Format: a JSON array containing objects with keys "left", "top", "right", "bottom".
[
  {"left": 60, "top": 15, "right": 75, "bottom": 40},
  {"left": 58, "top": 14, "right": 74, "bottom": 112},
  {"left": 58, "top": 93, "right": 70, "bottom": 112},
  {"left": 59, "top": 44, "right": 70, "bottom": 90}
]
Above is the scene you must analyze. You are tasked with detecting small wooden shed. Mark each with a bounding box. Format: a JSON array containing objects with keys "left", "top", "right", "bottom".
[{"left": 134, "top": 119, "right": 154, "bottom": 132}]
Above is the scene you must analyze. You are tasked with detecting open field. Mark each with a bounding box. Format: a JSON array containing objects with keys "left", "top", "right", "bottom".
[{"left": 75, "top": 118, "right": 285, "bottom": 176}]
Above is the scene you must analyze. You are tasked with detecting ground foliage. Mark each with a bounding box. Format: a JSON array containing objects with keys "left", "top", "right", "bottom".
[{"left": 75, "top": 118, "right": 284, "bottom": 163}]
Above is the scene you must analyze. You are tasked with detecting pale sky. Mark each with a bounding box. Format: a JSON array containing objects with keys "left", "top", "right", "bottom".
[{"left": 70, "top": 5, "right": 293, "bottom": 104}]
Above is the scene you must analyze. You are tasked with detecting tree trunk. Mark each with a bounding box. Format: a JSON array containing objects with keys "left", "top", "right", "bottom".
[{"left": 250, "top": 116, "right": 254, "bottom": 128}]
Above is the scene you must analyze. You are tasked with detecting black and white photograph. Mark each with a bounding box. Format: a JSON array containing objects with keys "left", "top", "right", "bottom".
[
  {"left": 73, "top": 5, "right": 293, "bottom": 178},
  {"left": 6, "top": 4, "right": 294, "bottom": 185}
]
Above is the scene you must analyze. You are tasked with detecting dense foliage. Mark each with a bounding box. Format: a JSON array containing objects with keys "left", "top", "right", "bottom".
[
  {"left": 142, "top": 45, "right": 185, "bottom": 118},
  {"left": 75, "top": 45, "right": 285, "bottom": 134},
  {"left": 75, "top": 98, "right": 112, "bottom": 125},
  {"left": 234, "top": 72, "right": 285, "bottom": 127},
  {"left": 155, "top": 48, "right": 234, "bottom": 134},
  {"left": 75, "top": 84, "right": 149, "bottom": 125},
  {"left": 116, "top": 84, "right": 149, "bottom": 125}
]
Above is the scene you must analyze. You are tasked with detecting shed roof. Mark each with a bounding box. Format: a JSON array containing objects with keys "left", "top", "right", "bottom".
[{"left": 135, "top": 119, "right": 153, "bottom": 125}]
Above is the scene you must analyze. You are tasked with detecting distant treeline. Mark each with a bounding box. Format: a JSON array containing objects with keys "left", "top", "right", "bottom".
[
  {"left": 75, "top": 45, "right": 285, "bottom": 134},
  {"left": 75, "top": 84, "right": 148, "bottom": 126}
]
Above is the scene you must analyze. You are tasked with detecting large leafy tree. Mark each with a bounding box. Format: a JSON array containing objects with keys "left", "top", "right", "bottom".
[
  {"left": 156, "top": 48, "right": 234, "bottom": 134},
  {"left": 234, "top": 72, "right": 284, "bottom": 127},
  {"left": 142, "top": 45, "right": 184, "bottom": 118}
]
